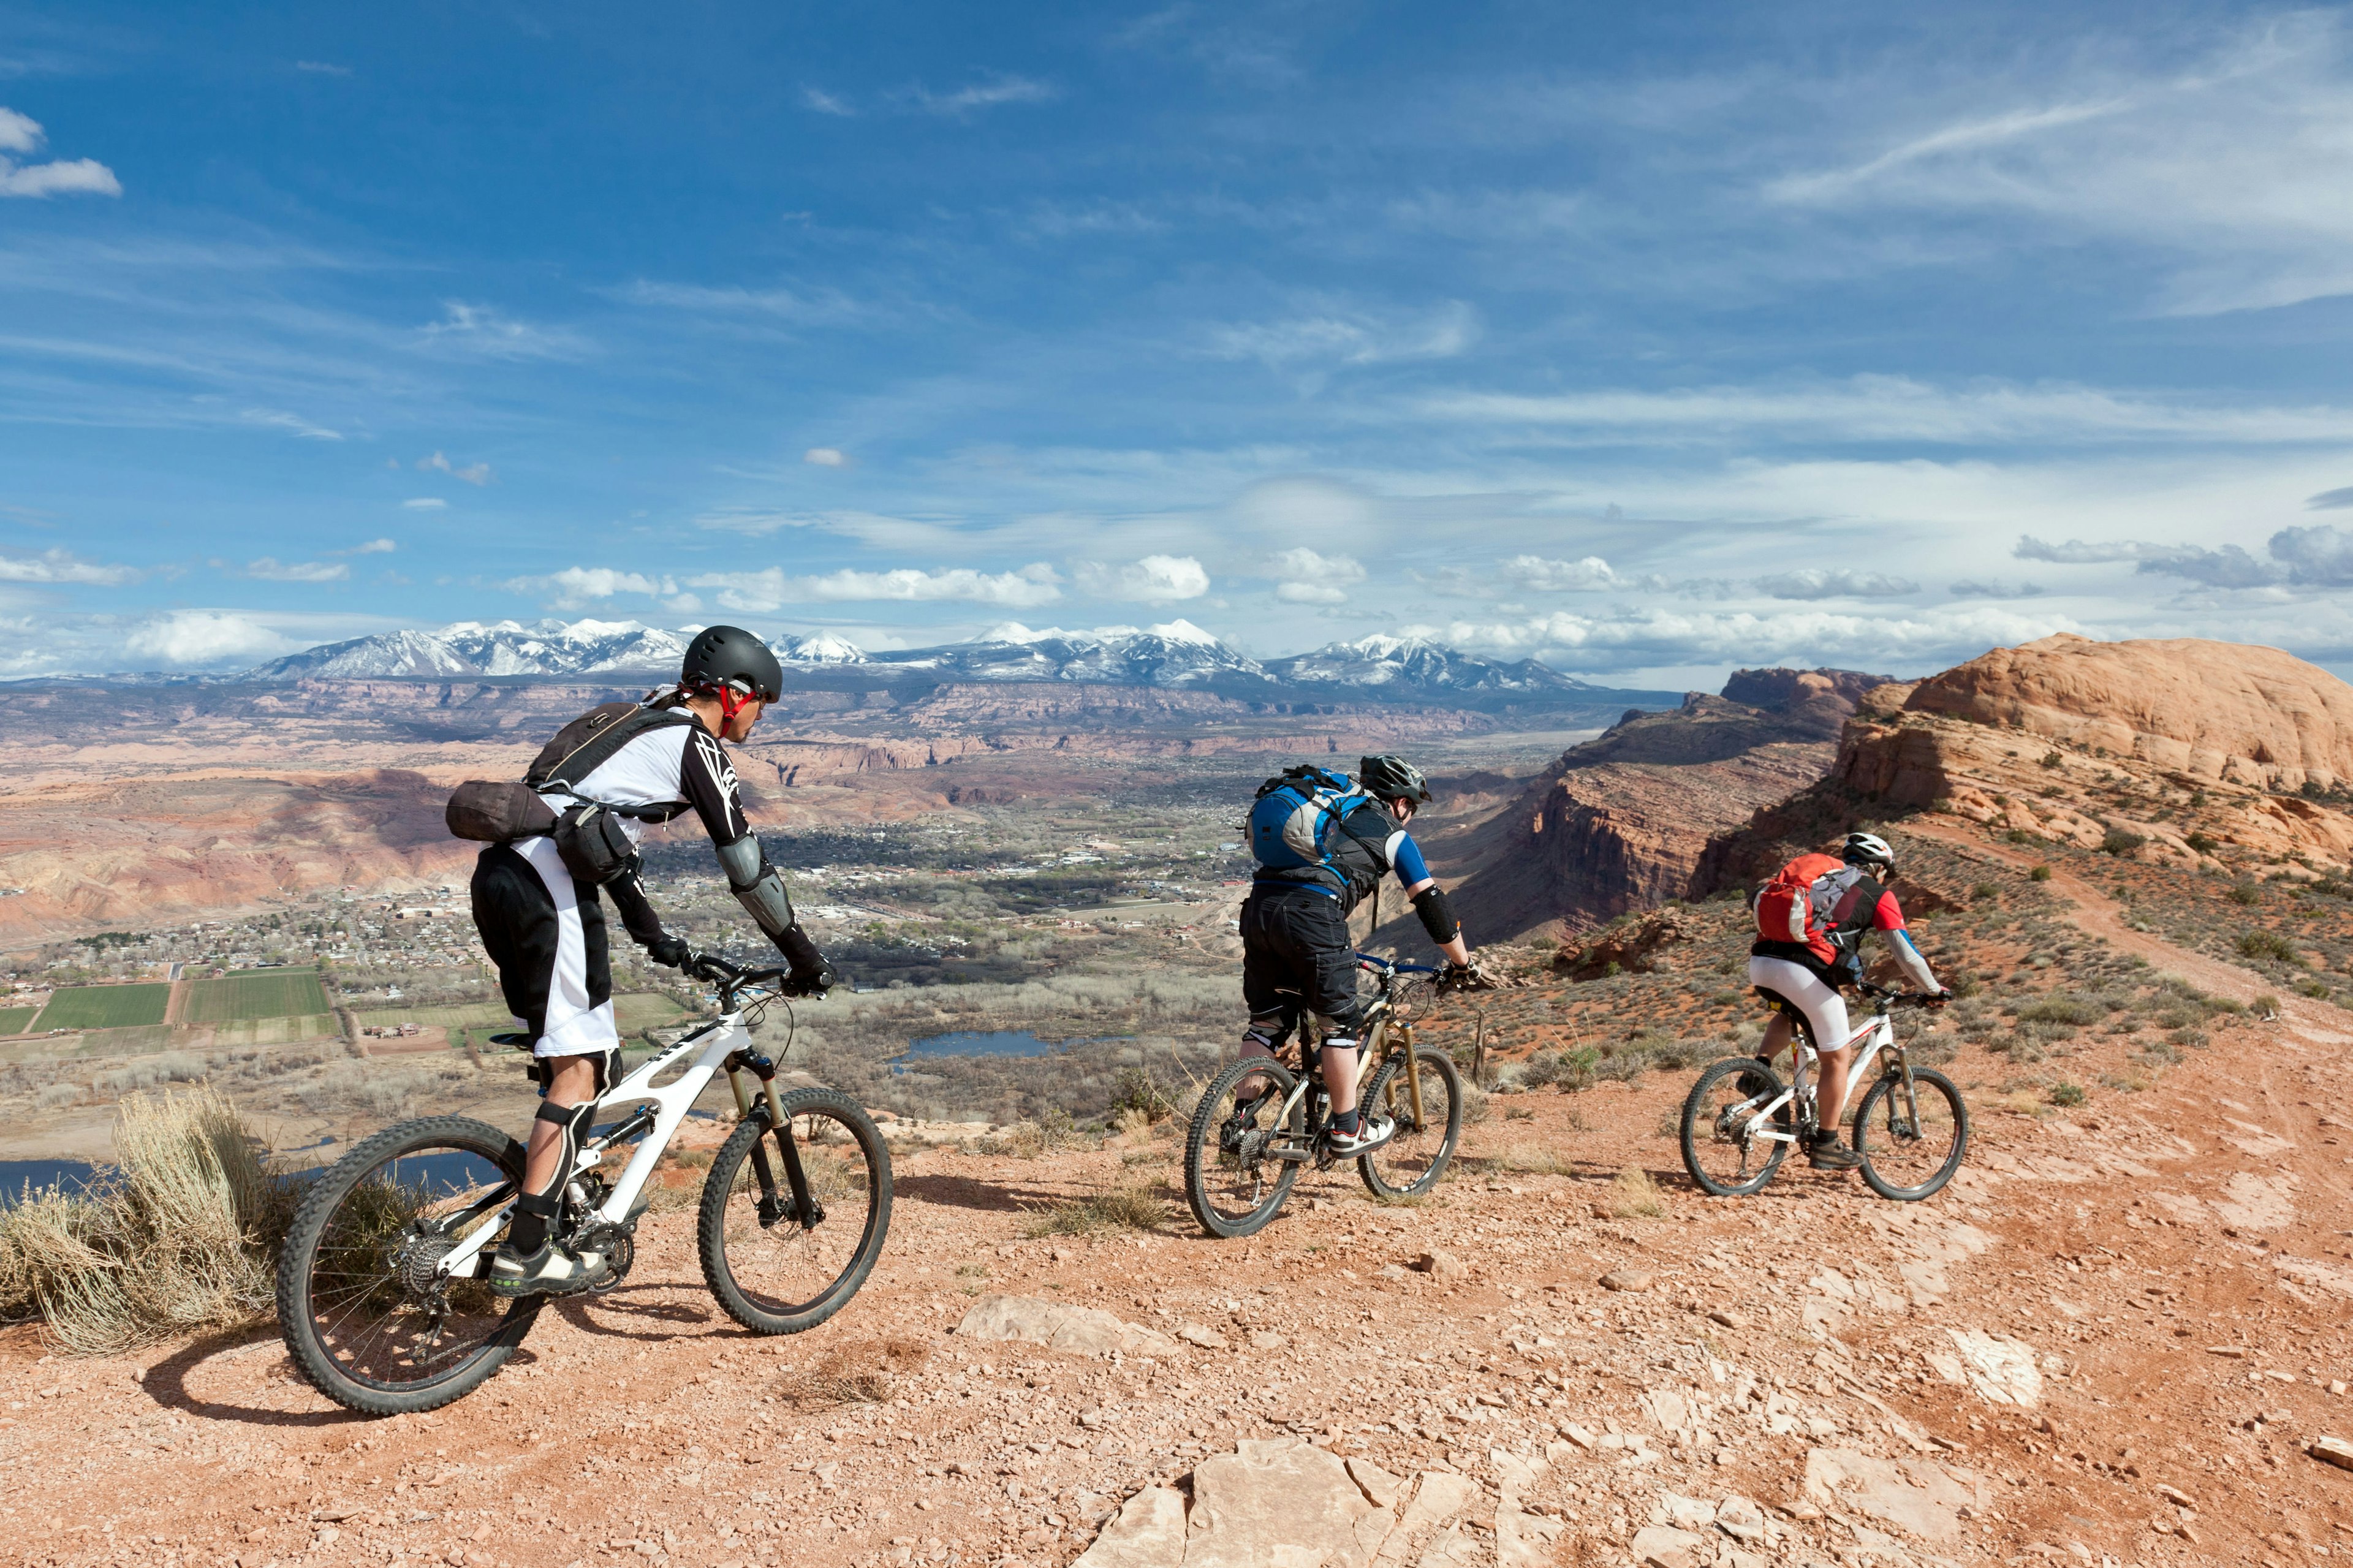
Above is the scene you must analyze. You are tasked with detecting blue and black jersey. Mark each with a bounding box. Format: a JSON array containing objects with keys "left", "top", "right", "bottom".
[{"left": 1253, "top": 798, "right": 1428, "bottom": 915}]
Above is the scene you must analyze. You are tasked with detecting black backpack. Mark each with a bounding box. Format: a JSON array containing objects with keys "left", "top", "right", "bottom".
[{"left": 445, "top": 701, "right": 700, "bottom": 882}]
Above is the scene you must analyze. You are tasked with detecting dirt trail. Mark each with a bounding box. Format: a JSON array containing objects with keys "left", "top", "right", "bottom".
[{"left": 7, "top": 868, "right": 2353, "bottom": 1567}]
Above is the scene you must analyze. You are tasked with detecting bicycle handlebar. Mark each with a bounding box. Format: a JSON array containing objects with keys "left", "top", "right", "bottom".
[{"left": 1355, "top": 952, "right": 1442, "bottom": 975}]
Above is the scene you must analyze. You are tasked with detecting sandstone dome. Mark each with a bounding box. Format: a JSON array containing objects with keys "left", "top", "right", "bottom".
[{"left": 1902, "top": 634, "right": 2353, "bottom": 791}]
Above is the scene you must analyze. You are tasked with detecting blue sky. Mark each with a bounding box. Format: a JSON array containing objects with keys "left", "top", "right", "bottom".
[{"left": 4, "top": 1, "right": 2353, "bottom": 685}]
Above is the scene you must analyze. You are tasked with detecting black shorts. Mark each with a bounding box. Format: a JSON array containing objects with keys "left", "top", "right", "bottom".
[
  {"left": 1240, "top": 887, "right": 1366, "bottom": 1036},
  {"left": 470, "top": 842, "right": 615, "bottom": 1055}
]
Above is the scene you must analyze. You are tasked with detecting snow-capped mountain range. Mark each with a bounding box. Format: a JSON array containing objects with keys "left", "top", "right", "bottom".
[{"left": 238, "top": 619, "right": 1617, "bottom": 702}]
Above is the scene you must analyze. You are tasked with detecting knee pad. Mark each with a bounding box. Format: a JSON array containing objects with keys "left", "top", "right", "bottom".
[
  {"left": 529, "top": 1097, "right": 598, "bottom": 1197},
  {"left": 1242, "top": 1021, "right": 1284, "bottom": 1053}
]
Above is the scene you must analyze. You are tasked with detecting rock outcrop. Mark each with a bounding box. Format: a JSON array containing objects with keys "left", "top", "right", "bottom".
[
  {"left": 1431, "top": 669, "right": 1890, "bottom": 941},
  {"left": 1697, "top": 634, "right": 2353, "bottom": 892}
]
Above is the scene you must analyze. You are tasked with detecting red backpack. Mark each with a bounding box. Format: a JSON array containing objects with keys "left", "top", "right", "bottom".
[{"left": 1754, "top": 852, "right": 1876, "bottom": 956}]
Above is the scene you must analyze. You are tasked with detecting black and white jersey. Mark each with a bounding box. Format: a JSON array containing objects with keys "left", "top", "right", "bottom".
[{"left": 537, "top": 708, "right": 752, "bottom": 851}]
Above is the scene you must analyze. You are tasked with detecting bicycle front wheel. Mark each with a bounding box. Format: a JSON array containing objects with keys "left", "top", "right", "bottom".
[
  {"left": 1184, "top": 1057, "right": 1302, "bottom": 1238},
  {"left": 276, "top": 1116, "right": 542, "bottom": 1416},
  {"left": 1357, "top": 1048, "right": 1461, "bottom": 1200},
  {"left": 1680, "top": 1057, "right": 1790, "bottom": 1197},
  {"left": 1852, "top": 1067, "right": 1969, "bottom": 1201},
  {"left": 699, "top": 1088, "right": 893, "bottom": 1335}
]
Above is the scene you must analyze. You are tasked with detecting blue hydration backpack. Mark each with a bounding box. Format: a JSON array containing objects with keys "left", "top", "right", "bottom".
[{"left": 1248, "top": 765, "right": 1386, "bottom": 881}]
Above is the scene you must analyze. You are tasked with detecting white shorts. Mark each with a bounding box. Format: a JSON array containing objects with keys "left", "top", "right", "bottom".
[{"left": 1748, "top": 956, "right": 1853, "bottom": 1056}]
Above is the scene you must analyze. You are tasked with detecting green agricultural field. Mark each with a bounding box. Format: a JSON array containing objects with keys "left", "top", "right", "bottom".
[
  {"left": 183, "top": 969, "right": 332, "bottom": 1024},
  {"left": 0, "top": 1007, "right": 37, "bottom": 1035},
  {"left": 35, "top": 983, "right": 172, "bottom": 1031}
]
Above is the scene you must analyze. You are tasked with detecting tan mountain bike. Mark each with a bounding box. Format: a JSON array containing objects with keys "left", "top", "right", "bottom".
[{"left": 1184, "top": 953, "right": 1466, "bottom": 1237}]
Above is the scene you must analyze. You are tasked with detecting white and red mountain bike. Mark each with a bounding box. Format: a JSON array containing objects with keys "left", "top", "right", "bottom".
[{"left": 1680, "top": 981, "right": 1969, "bottom": 1202}]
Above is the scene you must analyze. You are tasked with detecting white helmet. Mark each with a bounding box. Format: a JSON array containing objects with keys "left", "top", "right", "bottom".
[{"left": 1842, "top": 831, "right": 1896, "bottom": 872}]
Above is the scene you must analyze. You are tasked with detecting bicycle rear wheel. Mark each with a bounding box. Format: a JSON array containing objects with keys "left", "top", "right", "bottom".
[
  {"left": 1679, "top": 1057, "right": 1790, "bottom": 1197},
  {"left": 276, "top": 1116, "right": 542, "bottom": 1416},
  {"left": 1184, "top": 1057, "right": 1302, "bottom": 1238},
  {"left": 699, "top": 1088, "right": 892, "bottom": 1335},
  {"left": 1357, "top": 1048, "right": 1461, "bottom": 1200},
  {"left": 1852, "top": 1067, "right": 1968, "bottom": 1201}
]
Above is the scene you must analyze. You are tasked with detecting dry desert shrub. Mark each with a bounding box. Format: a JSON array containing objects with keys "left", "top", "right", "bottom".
[
  {"left": 1608, "top": 1166, "right": 1666, "bottom": 1219},
  {"left": 1025, "top": 1180, "right": 1168, "bottom": 1237},
  {"left": 779, "top": 1335, "right": 933, "bottom": 1407},
  {"left": 0, "top": 1085, "right": 295, "bottom": 1354},
  {"left": 1498, "top": 1142, "right": 1574, "bottom": 1176}
]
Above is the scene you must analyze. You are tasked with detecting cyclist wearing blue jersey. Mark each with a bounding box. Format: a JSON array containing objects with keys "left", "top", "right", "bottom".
[{"left": 1235, "top": 754, "right": 1491, "bottom": 1155}]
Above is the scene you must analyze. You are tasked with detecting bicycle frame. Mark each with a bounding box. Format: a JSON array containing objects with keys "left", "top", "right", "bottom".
[
  {"left": 1741, "top": 1006, "right": 1903, "bottom": 1146},
  {"left": 1250, "top": 954, "right": 1438, "bottom": 1160},
  {"left": 433, "top": 1011, "right": 787, "bottom": 1279}
]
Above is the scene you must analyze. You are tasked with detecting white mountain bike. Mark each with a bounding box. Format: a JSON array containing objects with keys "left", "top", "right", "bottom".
[
  {"left": 276, "top": 956, "right": 891, "bottom": 1415},
  {"left": 1679, "top": 981, "right": 1968, "bottom": 1202}
]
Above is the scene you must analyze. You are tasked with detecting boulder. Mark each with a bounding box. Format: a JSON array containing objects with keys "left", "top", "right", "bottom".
[
  {"left": 1629, "top": 1524, "right": 1707, "bottom": 1568},
  {"left": 1186, "top": 1437, "right": 1391, "bottom": 1568},
  {"left": 953, "top": 1295, "right": 1181, "bottom": 1358}
]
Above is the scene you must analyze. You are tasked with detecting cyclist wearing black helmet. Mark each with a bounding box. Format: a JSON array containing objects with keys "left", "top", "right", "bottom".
[
  {"left": 1235, "top": 753, "right": 1491, "bottom": 1156},
  {"left": 471, "top": 624, "right": 835, "bottom": 1296}
]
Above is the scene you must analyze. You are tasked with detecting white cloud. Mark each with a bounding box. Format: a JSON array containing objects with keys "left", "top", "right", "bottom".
[
  {"left": 0, "top": 108, "right": 119, "bottom": 199},
  {"left": 417, "top": 301, "right": 588, "bottom": 360},
  {"left": 124, "top": 610, "right": 294, "bottom": 667},
  {"left": 1076, "top": 555, "right": 1211, "bottom": 603},
  {"left": 1505, "top": 555, "right": 1618, "bottom": 591},
  {"left": 1268, "top": 546, "right": 1364, "bottom": 604},
  {"left": 402, "top": 497, "right": 447, "bottom": 510},
  {"left": 247, "top": 558, "right": 349, "bottom": 583},
  {"left": 419, "top": 450, "right": 493, "bottom": 484},
  {"left": 349, "top": 539, "right": 396, "bottom": 555},
  {"left": 693, "top": 564, "right": 1064, "bottom": 612},
  {"left": 910, "top": 75, "right": 1056, "bottom": 116},
  {"left": 295, "top": 61, "right": 353, "bottom": 77},
  {"left": 241, "top": 407, "right": 341, "bottom": 441},
  {"left": 801, "top": 86, "right": 855, "bottom": 116},
  {"left": 528, "top": 567, "right": 675, "bottom": 609},
  {"left": 615, "top": 279, "right": 868, "bottom": 326},
  {"left": 0, "top": 548, "right": 138, "bottom": 586},
  {"left": 804, "top": 447, "right": 849, "bottom": 468}
]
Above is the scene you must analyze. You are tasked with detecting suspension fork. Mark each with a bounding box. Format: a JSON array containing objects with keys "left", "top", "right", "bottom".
[
  {"left": 1388, "top": 1021, "right": 1428, "bottom": 1132},
  {"left": 726, "top": 1050, "right": 822, "bottom": 1230}
]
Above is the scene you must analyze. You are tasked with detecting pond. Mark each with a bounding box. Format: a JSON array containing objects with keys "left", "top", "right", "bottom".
[
  {"left": 898, "top": 1029, "right": 1070, "bottom": 1061},
  {"left": 0, "top": 1159, "right": 102, "bottom": 1202}
]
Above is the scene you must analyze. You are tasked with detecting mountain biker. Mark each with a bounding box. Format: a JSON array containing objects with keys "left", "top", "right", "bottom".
[
  {"left": 469, "top": 624, "right": 835, "bottom": 1296},
  {"left": 1235, "top": 754, "right": 1491, "bottom": 1156},
  {"left": 1749, "top": 830, "right": 1949, "bottom": 1172}
]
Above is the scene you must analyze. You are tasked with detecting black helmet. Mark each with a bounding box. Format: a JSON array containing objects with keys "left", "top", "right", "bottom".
[
  {"left": 1359, "top": 754, "right": 1432, "bottom": 805},
  {"left": 681, "top": 624, "right": 784, "bottom": 703}
]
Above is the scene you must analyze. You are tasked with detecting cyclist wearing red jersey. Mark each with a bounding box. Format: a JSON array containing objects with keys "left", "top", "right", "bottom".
[{"left": 1749, "top": 831, "right": 1949, "bottom": 1170}]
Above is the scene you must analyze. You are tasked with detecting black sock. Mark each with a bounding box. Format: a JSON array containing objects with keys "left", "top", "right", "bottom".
[
  {"left": 1331, "top": 1107, "right": 1361, "bottom": 1136},
  {"left": 509, "top": 1191, "right": 559, "bottom": 1254}
]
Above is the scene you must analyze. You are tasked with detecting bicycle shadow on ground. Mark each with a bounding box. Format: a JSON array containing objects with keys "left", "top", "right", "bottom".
[
  {"left": 549, "top": 1284, "right": 714, "bottom": 1344},
  {"left": 893, "top": 1171, "right": 1078, "bottom": 1214},
  {"left": 142, "top": 1327, "right": 373, "bottom": 1428}
]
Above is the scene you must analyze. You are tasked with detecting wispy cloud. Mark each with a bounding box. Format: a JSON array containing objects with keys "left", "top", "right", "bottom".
[
  {"left": 801, "top": 85, "right": 855, "bottom": 116},
  {"left": 418, "top": 450, "right": 493, "bottom": 485},
  {"left": 692, "top": 564, "right": 1064, "bottom": 612},
  {"left": 0, "top": 548, "right": 138, "bottom": 586},
  {"left": 1420, "top": 376, "right": 2353, "bottom": 446},
  {"left": 241, "top": 406, "right": 341, "bottom": 441},
  {"left": 247, "top": 557, "right": 349, "bottom": 583},
  {"left": 905, "top": 75, "right": 1056, "bottom": 116},
  {"left": 2015, "top": 523, "right": 2353, "bottom": 590},
  {"left": 417, "top": 301, "right": 588, "bottom": 360},
  {"left": 1208, "top": 300, "right": 1477, "bottom": 369},
  {"left": 1753, "top": 568, "right": 1920, "bottom": 600},
  {"left": 401, "top": 497, "right": 447, "bottom": 510},
  {"left": 803, "top": 447, "right": 848, "bottom": 468},
  {"left": 1267, "top": 546, "right": 1363, "bottom": 605},
  {"left": 612, "top": 278, "right": 870, "bottom": 327},
  {"left": 124, "top": 610, "right": 294, "bottom": 667},
  {"left": 294, "top": 61, "right": 353, "bottom": 77}
]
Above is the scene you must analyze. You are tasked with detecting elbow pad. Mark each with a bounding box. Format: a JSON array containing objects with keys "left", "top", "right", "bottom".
[
  {"left": 715, "top": 835, "right": 796, "bottom": 941},
  {"left": 1412, "top": 885, "right": 1460, "bottom": 947}
]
